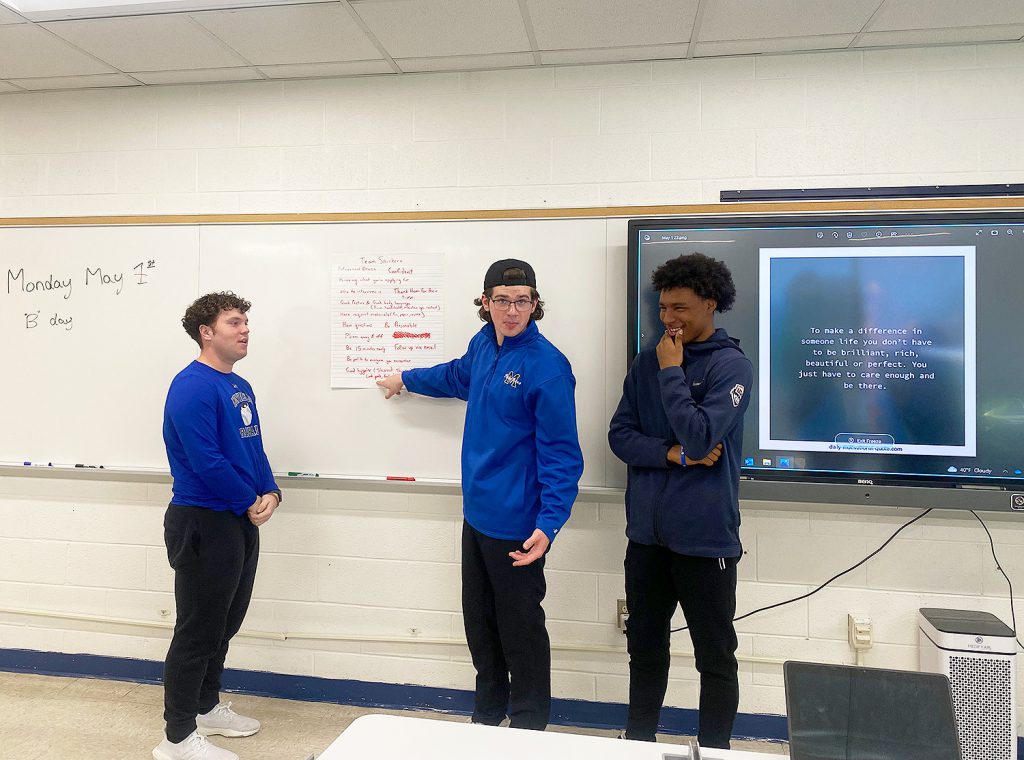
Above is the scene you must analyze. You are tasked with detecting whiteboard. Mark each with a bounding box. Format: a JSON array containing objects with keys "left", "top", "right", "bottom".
[
  {"left": 2, "top": 226, "right": 198, "bottom": 469},
  {"left": 2, "top": 219, "right": 624, "bottom": 487}
]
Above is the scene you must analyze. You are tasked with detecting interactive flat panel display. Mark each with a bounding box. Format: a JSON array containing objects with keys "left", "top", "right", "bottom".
[{"left": 628, "top": 211, "right": 1024, "bottom": 511}]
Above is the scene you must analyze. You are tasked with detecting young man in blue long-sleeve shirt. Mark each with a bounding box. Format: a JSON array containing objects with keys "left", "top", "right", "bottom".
[
  {"left": 154, "top": 292, "right": 281, "bottom": 760},
  {"left": 378, "top": 259, "right": 584, "bottom": 731},
  {"left": 609, "top": 253, "right": 752, "bottom": 749}
]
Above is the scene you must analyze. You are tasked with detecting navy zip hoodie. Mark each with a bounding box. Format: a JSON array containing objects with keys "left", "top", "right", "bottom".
[
  {"left": 609, "top": 328, "right": 752, "bottom": 557},
  {"left": 402, "top": 321, "right": 583, "bottom": 542}
]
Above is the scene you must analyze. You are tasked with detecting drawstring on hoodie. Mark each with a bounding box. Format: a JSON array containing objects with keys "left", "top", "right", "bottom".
[{"left": 719, "top": 557, "right": 726, "bottom": 570}]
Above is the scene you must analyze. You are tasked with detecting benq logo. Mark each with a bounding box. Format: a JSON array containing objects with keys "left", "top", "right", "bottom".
[{"left": 858, "top": 479, "right": 874, "bottom": 485}]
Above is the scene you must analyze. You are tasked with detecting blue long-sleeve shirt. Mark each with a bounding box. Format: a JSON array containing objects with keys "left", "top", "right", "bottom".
[
  {"left": 163, "top": 360, "right": 279, "bottom": 515},
  {"left": 402, "top": 321, "right": 584, "bottom": 542},
  {"left": 609, "top": 328, "right": 752, "bottom": 557}
]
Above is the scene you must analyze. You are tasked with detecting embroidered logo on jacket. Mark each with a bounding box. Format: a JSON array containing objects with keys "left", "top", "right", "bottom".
[
  {"left": 503, "top": 371, "right": 522, "bottom": 388},
  {"left": 730, "top": 383, "right": 745, "bottom": 408}
]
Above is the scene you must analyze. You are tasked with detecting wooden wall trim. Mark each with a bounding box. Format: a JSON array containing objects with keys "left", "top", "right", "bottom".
[{"left": 1, "top": 197, "right": 1023, "bottom": 226}]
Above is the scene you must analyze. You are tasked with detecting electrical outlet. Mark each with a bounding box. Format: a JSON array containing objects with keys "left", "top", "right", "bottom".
[
  {"left": 616, "top": 599, "right": 629, "bottom": 633},
  {"left": 848, "top": 613, "right": 873, "bottom": 651}
]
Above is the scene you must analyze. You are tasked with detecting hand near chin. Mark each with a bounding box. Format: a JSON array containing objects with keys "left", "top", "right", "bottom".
[{"left": 656, "top": 331, "right": 684, "bottom": 369}]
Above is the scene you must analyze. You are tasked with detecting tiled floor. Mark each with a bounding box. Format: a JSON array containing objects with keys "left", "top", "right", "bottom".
[{"left": 0, "top": 670, "right": 787, "bottom": 759}]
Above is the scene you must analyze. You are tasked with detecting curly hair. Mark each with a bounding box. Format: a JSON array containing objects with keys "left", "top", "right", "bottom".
[
  {"left": 651, "top": 253, "right": 736, "bottom": 313},
  {"left": 474, "top": 287, "right": 545, "bottom": 324},
  {"left": 182, "top": 291, "right": 251, "bottom": 346}
]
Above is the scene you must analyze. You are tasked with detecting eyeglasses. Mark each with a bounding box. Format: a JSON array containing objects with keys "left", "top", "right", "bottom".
[{"left": 488, "top": 297, "right": 535, "bottom": 312}]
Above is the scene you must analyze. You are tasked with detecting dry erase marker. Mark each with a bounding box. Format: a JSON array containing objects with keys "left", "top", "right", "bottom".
[
  {"left": 75, "top": 464, "right": 105, "bottom": 469},
  {"left": 23, "top": 461, "right": 52, "bottom": 467},
  {"left": 386, "top": 475, "right": 416, "bottom": 481},
  {"left": 287, "top": 471, "right": 319, "bottom": 477}
]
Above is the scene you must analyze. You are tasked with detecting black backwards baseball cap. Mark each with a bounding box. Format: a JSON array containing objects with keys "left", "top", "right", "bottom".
[{"left": 483, "top": 259, "right": 537, "bottom": 290}]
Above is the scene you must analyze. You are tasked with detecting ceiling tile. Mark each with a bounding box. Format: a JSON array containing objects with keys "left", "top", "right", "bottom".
[
  {"left": 43, "top": 15, "right": 247, "bottom": 71},
  {"left": 1, "top": 0, "right": 1021, "bottom": 95},
  {"left": 194, "top": 4, "right": 382, "bottom": 66},
  {"left": 8, "top": 72, "right": 138, "bottom": 89},
  {"left": 131, "top": 66, "right": 263, "bottom": 84},
  {"left": 396, "top": 52, "right": 534, "bottom": 73},
  {"left": 693, "top": 34, "right": 856, "bottom": 57},
  {"left": 353, "top": 0, "right": 529, "bottom": 58},
  {"left": 258, "top": 60, "right": 394, "bottom": 79},
  {"left": 856, "top": 26, "right": 1024, "bottom": 47},
  {"left": 0, "top": 4, "right": 26, "bottom": 24},
  {"left": 540, "top": 43, "right": 689, "bottom": 66},
  {"left": 527, "top": 0, "right": 697, "bottom": 50},
  {"left": 0, "top": 24, "right": 115, "bottom": 77},
  {"left": 870, "top": 0, "right": 1024, "bottom": 31},
  {"left": 700, "top": 0, "right": 880, "bottom": 41}
]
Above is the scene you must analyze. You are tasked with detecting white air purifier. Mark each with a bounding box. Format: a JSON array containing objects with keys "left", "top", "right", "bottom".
[{"left": 919, "top": 608, "right": 1017, "bottom": 760}]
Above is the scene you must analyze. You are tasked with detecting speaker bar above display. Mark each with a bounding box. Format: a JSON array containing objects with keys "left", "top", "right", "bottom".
[{"left": 721, "top": 184, "right": 1024, "bottom": 203}]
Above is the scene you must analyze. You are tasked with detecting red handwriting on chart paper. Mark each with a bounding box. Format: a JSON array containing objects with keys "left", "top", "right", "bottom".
[
  {"left": 330, "top": 253, "right": 446, "bottom": 387},
  {"left": 393, "top": 331, "right": 431, "bottom": 339}
]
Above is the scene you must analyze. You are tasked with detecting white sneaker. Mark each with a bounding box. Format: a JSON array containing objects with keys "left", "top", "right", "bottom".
[
  {"left": 152, "top": 730, "right": 239, "bottom": 760},
  {"left": 196, "top": 701, "right": 261, "bottom": 738}
]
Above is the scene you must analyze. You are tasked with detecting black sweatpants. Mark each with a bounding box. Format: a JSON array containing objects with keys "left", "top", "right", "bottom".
[
  {"left": 461, "top": 521, "right": 551, "bottom": 730},
  {"left": 624, "top": 540, "right": 739, "bottom": 749},
  {"left": 162, "top": 504, "right": 259, "bottom": 743}
]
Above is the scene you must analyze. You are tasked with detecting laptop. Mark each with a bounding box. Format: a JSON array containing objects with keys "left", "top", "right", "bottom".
[{"left": 784, "top": 661, "right": 961, "bottom": 760}]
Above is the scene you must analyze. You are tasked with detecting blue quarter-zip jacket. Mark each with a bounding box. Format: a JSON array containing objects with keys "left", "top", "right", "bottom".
[
  {"left": 402, "top": 321, "right": 584, "bottom": 542},
  {"left": 164, "top": 360, "right": 279, "bottom": 515},
  {"left": 609, "top": 328, "right": 752, "bottom": 557}
]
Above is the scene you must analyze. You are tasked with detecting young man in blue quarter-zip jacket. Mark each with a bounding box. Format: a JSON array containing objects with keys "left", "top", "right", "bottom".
[
  {"left": 609, "top": 253, "right": 752, "bottom": 750},
  {"left": 378, "top": 259, "right": 584, "bottom": 731}
]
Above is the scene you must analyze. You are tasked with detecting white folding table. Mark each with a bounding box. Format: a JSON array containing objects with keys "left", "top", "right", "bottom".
[{"left": 318, "top": 714, "right": 788, "bottom": 760}]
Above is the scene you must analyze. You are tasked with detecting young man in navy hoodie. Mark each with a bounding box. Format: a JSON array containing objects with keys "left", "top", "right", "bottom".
[
  {"left": 155, "top": 292, "right": 281, "bottom": 760},
  {"left": 378, "top": 259, "right": 584, "bottom": 731},
  {"left": 609, "top": 253, "right": 752, "bottom": 749}
]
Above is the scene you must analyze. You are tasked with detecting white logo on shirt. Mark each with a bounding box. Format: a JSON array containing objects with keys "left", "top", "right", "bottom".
[
  {"left": 240, "top": 402, "right": 253, "bottom": 426},
  {"left": 504, "top": 371, "right": 522, "bottom": 388},
  {"left": 730, "top": 384, "right": 745, "bottom": 408}
]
